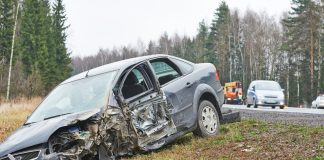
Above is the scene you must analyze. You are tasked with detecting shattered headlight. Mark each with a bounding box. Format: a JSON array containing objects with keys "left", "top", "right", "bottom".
[{"left": 46, "top": 121, "right": 99, "bottom": 159}]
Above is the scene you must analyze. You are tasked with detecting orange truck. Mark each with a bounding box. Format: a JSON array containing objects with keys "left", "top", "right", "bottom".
[{"left": 224, "top": 81, "right": 243, "bottom": 104}]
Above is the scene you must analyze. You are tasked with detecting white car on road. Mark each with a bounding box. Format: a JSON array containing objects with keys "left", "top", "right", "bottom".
[
  {"left": 246, "top": 80, "right": 285, "bottom": 109},
  {"left": 312, "top": 95, "right": 324, "bottom": 109}
]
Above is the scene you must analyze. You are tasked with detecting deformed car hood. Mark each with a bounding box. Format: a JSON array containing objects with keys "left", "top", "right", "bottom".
[{"left": 0, "top": 109, "right": 100, "bottom": 157}]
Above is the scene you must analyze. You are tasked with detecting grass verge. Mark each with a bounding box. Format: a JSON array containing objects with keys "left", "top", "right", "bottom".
[{"left": 126, "top": 120, "right": 324, "bottom": 160}]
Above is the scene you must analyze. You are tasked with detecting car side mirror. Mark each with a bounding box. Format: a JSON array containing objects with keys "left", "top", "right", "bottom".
[
  {"left": 252, "top": 86, "right": 255, "bottom": 91},
  {"left": 281, "top": 89, "right": 285, "bottom": 92}
]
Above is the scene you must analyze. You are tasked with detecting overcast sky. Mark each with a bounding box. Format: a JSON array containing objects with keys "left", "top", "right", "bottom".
[{"left": 64, "top": 0, "right": 292, "bottom": 57}]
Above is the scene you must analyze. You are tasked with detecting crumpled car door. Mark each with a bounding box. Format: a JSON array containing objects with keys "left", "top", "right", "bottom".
[{"left": 118, "top": 62, "right": 177, "bottom": 150}]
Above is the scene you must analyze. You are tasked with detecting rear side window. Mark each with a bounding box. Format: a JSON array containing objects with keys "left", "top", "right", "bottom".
[
  {"left": 170, "top": 58, "right": 193, "bottom": 75},
  {"left": 150, "top": 59, "right": 181, "bottom": 85}
]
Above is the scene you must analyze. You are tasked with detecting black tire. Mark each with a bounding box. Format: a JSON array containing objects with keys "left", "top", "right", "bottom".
[
  {"left": 193, "top": 100, "right": 220, "bottom": 137},
  {"left": 272, "top": 106, "right": 276, "bottom": 109},
  {"left": 253, "top": 100, "right": 258, "bottom": 108},
  {"left": 280, "top": 106, "right": 284, "bottom": 109},
  {"left": 247, "top": 104, "right": 251, "bottom": 108}
]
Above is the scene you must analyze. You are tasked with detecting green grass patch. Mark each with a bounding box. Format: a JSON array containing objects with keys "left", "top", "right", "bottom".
[
  {"left": 126, "top": 120, "right": 324, "bottom": 160},
  {"left": 320, "top": 139, "right": 324, "bottom": 146}
]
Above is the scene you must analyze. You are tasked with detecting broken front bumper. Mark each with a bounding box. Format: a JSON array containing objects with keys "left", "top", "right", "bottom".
[{"left": 0, "top": 148, "right": 44, "bottom": 160}]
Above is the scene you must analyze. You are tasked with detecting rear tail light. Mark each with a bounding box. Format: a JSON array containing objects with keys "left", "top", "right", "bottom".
[{"left": 213, "top": 65, "right": 219, "bottom": 81}]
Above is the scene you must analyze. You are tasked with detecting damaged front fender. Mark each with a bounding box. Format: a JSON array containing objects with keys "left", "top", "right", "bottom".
[
  {"left": 43, "top": 106, "right": 138, "bottom": 159},
  {"left": 44, "top": 94, "right": 177, "bottom": 159}
]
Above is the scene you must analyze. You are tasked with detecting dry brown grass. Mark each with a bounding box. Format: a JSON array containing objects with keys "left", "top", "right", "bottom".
[{"left": 0, "top": 97, "right": 41, "bottom": 142}]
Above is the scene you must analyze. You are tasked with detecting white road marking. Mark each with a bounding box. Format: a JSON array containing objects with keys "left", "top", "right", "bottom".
[{"left": 223, "top": 104, "right": 324, "bottom": 115}]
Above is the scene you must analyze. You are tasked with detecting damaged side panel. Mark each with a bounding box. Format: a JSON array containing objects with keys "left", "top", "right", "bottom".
[
  {"left": 45, "top": 92, "right": 176, "bottom": 159},
  {"left": 128, "top": 92, "right": 177, "bottom": 150}
]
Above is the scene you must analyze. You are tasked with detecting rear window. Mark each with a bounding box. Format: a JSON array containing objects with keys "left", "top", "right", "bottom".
[
  {"left": 151, "top": 61, "right": 179, "bottom": 76},
  {"left": 150, "top": 59, "right": 181, "bottom": 85},
  {"left": 170, "top": 58, "right": 193, "bottom": 75}
]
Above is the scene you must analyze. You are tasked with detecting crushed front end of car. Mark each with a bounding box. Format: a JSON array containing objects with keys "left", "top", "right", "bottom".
[
  {"left": 0, "top": 97, "right": 176, "bottom": 160},
  {"left": 43, "top": 106, "right": 139, "bottom": 160}
]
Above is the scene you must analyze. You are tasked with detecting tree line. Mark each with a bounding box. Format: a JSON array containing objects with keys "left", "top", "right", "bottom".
[
  {"left": 0, "top": 0, "right": 71, "bottom": 99},
  {"left": 72, "top": 0, "right": 324, "bottom": 107}
]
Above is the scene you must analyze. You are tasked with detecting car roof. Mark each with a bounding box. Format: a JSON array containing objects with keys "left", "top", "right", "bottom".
[{"left": 61, "top": 54, "right": 173, "bottom": 84}]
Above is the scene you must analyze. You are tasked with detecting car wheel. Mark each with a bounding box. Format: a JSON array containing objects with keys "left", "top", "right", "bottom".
[
  {"left": 193, "top": 100, "right": 220, "bottom": 137},
  {"left": 247, "top": 104, "right": 251, "bottom": 108},
  {"left": 272, "top": 106, "right": 275, "bottom": 109},
  {"left": 280, "top": 106, "right": 284, "bottom": 109}
]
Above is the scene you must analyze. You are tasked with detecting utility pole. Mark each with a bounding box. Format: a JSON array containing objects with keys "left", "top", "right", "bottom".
[{"left": 6, "top": 1, "right": 20, "bottom": 101}]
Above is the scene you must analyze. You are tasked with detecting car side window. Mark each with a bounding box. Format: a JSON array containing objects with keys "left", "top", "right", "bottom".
[
  {"left": 170, "top": 58, "right": 193, "bottom": 75},
  {"left": 122, "top": 67, "right": 150, "bottom": 99},
  {"left": 150, "top": 58, "right": 181, "bottom": 85},
  {"left": 248, "top": 82, "right": 256, "bottom": 90},
  {"left": 248, "top": 84, "right": 252, "bottom": 90}
]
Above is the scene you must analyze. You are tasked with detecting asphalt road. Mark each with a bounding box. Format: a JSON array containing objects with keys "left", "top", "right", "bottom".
[
  {"left": 223, "top": 104, "right": 324, "bottom": 115},
  {"left": 222, "top": 104, "right": 324, "bottom": 126}
]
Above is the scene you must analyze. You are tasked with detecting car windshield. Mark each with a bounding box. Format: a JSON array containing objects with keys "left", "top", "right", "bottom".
[
  {"left": 26, "top": 71, "right": 117, "bottom": 124},
  {"left": 255, "top": 81, "right": 281, "bottom": 91}
]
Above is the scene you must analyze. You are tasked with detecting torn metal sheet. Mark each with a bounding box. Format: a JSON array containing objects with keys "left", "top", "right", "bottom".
[{"left": 40, "top": 94, "right": 176, "bottom": 159}]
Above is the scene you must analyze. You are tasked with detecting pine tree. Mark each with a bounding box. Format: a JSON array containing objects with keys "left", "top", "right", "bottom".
[
  {"left": 283, "top": 0, "right": 322, "bottom": 103},
  {"left": 0, "top": 0, "right": 15, "bottom": 65},
  {"left": 145, "top": 41, "right": 158, "bottom": 55},
  {"left": 207, "top": 1, "right": 231, "bottom": 84},
  {"left": 0, "top": 0, "right": 15, "bottom": 87},
  {"left": 195, "top": 19, "right": 209, "bottom": 63},
  {"left": 52, "top": 0, "right": 71, "bottom": 83},
  {"left": 19, "top": 0, "right": 53, "bottom": 93}
]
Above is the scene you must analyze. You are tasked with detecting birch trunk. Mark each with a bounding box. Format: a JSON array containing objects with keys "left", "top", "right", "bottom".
[{"left": 6, "top": 2, "right": 19, "bottom": 101}]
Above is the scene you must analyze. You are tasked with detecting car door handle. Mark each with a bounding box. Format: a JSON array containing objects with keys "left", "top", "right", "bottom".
[{"left": 186, "top": 82, "right": 193, "bottom": 88}]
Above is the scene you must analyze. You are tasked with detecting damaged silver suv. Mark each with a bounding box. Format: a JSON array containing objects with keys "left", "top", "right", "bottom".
[{"left": 0, "top": 55, "right": 224, "bottom": 160}]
